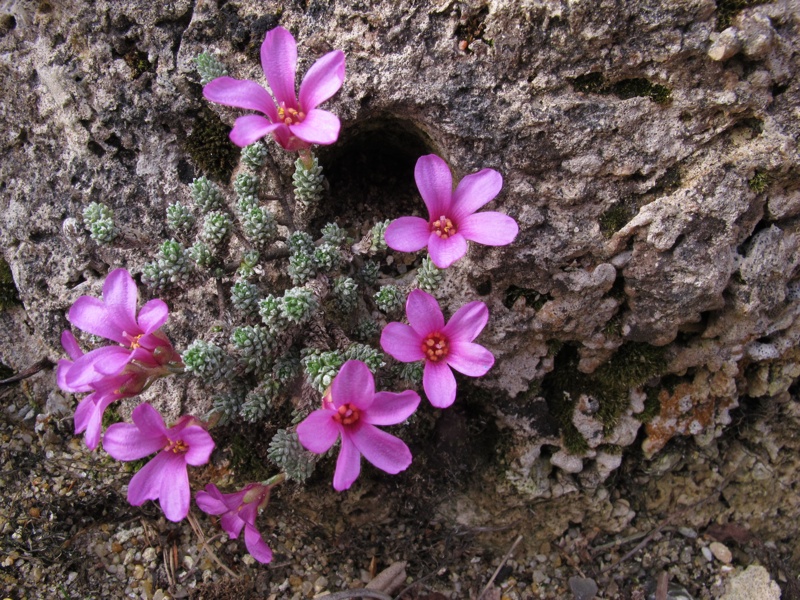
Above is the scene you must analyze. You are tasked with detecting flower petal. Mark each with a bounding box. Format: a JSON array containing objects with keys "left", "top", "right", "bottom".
[
  {"left": 384, "top": 217, "right": 430, "bottom": 253},
  {"left": 82, "top": 393, "right": 119, "bottom": 451},
  {"left": 103, "top": 421, "right": 166, "bottom": 461},
  {"left": 230, "top": 115, "right": 283, "bottom": 147},
  {"left": 103, "top": 269, "right": 140, "bottom": 336},
  {"left": 447, "top": 341, "right": 494, "bottom": 377},
  {"left": 405, "top": 289, "right": 445, "bottom": 337},
  {"left": 221, "top": 511, "right": 246, "bottom": 539},
  {"left": 331, "top": 360, "right": 375, "bottom": 410},
  {"left": 93, "top": 346, "right": 135, "bottom": 376},
  {"left": 203, "top": 77, "right": 278, "bottom": 120},
  {"left": 350, "top": 423, "right": 412, "bottom": 475},
  {"left": 68, "top": 297, "right": 126, "bottom": 344},
  {"left": 158, "top": 454, "right": 191, "bottom": 522},
  {"left": 380, "top": 322, "right": 425, "bottom": 363},
  {"left": 181, "top": 427, "right": 215, "bottom": 466},
  {"left": 289, "top": 109, "right": 340, "bottom": 145},
  {"left": 333, "top": 433, "right": 361, "bottom": 491},
  {"left": 363, "top": 391, "right": 420, "bottom": 426},
  {"left": 74, "top": 395, "right": 96, "bottom": 435},
  {"left": 422, "top": 361, "right": 457, "bottom": 408},
  {"left": 58, "top": 359, "right": 92, "bottom": 394},
  {"left": 414, "top": 154, "right": 453, "bottom": 218},
  {"left": 450, "top": 168, "right": 503, "bottom": 221},
  {"left": 299, "top": 50, "right": 345, "bottom": 110},
  {"left": 131, "top": 403, "right": 170, "bottom": 438},
  {"left": 442, "top": 301, "right": 489, "bottom": 342},
  {"left": 61, "top": 330, "right": 83, "bottom": 361},
  {"left": 244, "top": 524, "right": 273, "bottom": 563},
  {"left": 126, "top": 452, "right": 167, "bottom": 505},
  {"left": 261, "top": 26, "right": 298, "bottom": 107},
  {"left": 458, "top": 212, "right": 519, "bottom": 246},
  {"left": 428, "top": 232, "right": 468, "bottom": 269},
  {"left": 137, "top": 299, "right": 169, "bottom": 333},
  {"left": 65, "top": 346, "right": 131, "bottom": 388},
  {"left": 297, "top": 409, "right": 340, "bottom": 454},
  {"left": 195, "top": 485, "right": 228, "bottom": 515}
]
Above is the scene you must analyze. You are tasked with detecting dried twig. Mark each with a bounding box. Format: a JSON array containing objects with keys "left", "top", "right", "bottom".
[
  {"left": 0, "top": 359, "right": 54, "bottom": 385},
  {"left": 479, "top": 534, "right": 523, "bottom": 599},
  {"left": 316, "top": 589, "right": 393, "bottom": 600},
  {"left": 186, "top": 512, "right": 239, "bottom": 580}
]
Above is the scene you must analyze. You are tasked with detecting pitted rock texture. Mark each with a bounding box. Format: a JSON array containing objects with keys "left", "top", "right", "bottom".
[{"left": 1, "top": 0, "right": 799, "bottom": 555}]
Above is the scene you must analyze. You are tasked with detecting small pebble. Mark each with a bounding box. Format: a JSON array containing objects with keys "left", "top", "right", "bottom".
[{"left": 709, "top": 541, "right": 732, "bottom": 564}]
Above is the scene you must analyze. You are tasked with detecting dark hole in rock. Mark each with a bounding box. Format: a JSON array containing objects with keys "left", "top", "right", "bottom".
[{"left": 314, "top": 115, "right": 437, "bottom": 235}]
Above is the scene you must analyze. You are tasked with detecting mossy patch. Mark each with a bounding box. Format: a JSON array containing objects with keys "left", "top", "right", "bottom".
[
  {"left": 542, "top": 342, "right": 670, "bottom": 453},
  {"left": 599, "top": 201, "right": 636, "bottom": 238},
  {"left": 715, "top": 0, "right": 770, "bottom": 30},
  {"left": 748, "top": 170, "right": 771, "bottom": 193},
  {"left": 570, "top": 73, "right": 672, "bottom": 104},
  {"left": 185, "top": 106, "right": 239, "bottom": 182},
  {"left": 123, "top": 49, "right": 153, "bottom": 79},
  {"left": 0, "top": 257, "right": 20, "bottom": 310},
  {"left": 503, "top": 286, "right": 551, "bottom": 310}
]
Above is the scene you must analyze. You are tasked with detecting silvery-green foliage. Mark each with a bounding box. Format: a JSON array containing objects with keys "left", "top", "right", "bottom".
[
  {"left": 333, "top": 276, "right": 358, "bottom": 313},
  {"left": 354, "top": 318, "right": 380, "bottom": 342},
  {"left": 234, "top": 172, "right": 259, "bottom": 206},
  {"left": 281, "top": 287, "right": 318, "bottom": 325},
  {"left": 166, "top": 202, "right": 195, "bottom": 232},
  {"left": 195, "top": 52, "right": 228, "bottom": 85},
  {"left": 398, "top": 361, "right": 424, "bottom": 385},
  {"left": 230, "top": 279, "right": 260, "bottom": 317},
  {"left": 344, "top": 343, "right": 385, "bottom": 372},
  {"left": 183, "top": 340, "right": 233, "bottom": 383},
  {"left": 240, "top": 141, "right": 269, "bottom": 170},
  {"left": 287, "top": 231, "right": 314, "bottom": 255},
  {"left": 273, "top": 352, "right": 301, "bottom": 383},
  {"left": 237, "top": 250, "right": 260, "bottom": 278},
  {"left": 359, "top": 260, "right": 380, "bottom": 286},
  {"left": 267, "top": 429, "right": 317, "bottom": 482},
  {"left": 210, "top": 388, "right": 246, "bottom": 424},
  {"left": 370, "top": 219, "right": 391, "bottom": 252},
  {"left": 142, "top": 239, "right": 192, "bottom": 291},
  {"left": 416, "top": 255, "right": 443, "bottom": 292},
  {"left": 374, "top": 285, "right": 404, "bottom": 313},
  {"left": 231, "top": 325, "right": 275, "bottom": 375},
  {"left": 201, "top": 211, "right": 232, "bottom": 247},
  {"left": 302, "top": 349, "right": 344, "bottom": 393},
  {"left": 321, "top": 222, "right": 347, "bottom": 246},
  {"left": 292, "top": 155, "right": 324, "bottom": 204},
  {"left": 190, "top": 177, "right": 224, "bottom": 214},
  {"left": 241, "top": 206, "right": 277, "bottom": 248},
  {"left": 258, "top": 294, "right": 288, "bottom": 334},
  {"left": 188, "top": 241, "right": 213, "bottom": 268},
  {"left": 288, "top": 250, "right": 316, "bottom": 285},
  {"left": 240, "top": 381, "right": 279, "bottom": 423},
  {"left": 313, "top": 242, "right": 340, "bottom": 272},
  {"left": 82, "top": 202, "right": 118, "bottom": 244}
]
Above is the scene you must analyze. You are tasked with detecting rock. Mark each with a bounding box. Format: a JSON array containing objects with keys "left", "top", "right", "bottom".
[
  {"left": 709, "top": 541, "right": 733, "bottom": 564},
  {"left": 568, "top": 576, "right": 598, "bottom": 600},
  {"left": 708, "top": 28, "right": 741, "bottom": 61},
  {"left": 720, "top": 565, "right": 781, "bottom": 600}
]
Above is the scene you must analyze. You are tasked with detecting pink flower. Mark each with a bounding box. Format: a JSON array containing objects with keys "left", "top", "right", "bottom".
[
  {"left": 103, "top": 403, "right": 215, "bottom": 522},
  {"left": 63, "top": 268, "right": 182, "bottom": 390},
  {"left": 196, "top": 483, "right": 273, "bottom": 564},
  {"left": 297, "top": 360, "right": 419, "bottom": 491},
  {"left": 203, "top": 26, "right": 345, "bottom": 150},
  {"left": 380, "top": 290, "right": 494, "bottom": 409},
  {"left": 384, "top": 154, "right": 519, "bottom": 269}
]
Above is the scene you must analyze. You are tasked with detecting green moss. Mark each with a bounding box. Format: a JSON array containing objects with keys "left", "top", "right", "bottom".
[
  {"left": 637, "top": 374, "right": 682, "bottom": 423},
  {"left": 715, "top": 0, "right": 770, "bottom": 30},
  {"left": 0, "top": 257, "right": 20, "bottom": 310},
  {"left": 124, "top": 49, "right": 153, "bottom": 79},
  {"left": 101, "top": 406, "right": 123, "bottom": 429},
  {"left": 503, "top": 285, "right": 550, "bottom": 310},
  {"left": 228, "top": 431, "right": 272, "bottom": 482},
  {"left": 599, "top": 203, "right": 634, "bottom": 238},
  {"left": 570, "top": 73, "right": 672, "bottom": 104},
  {"left": 748, "top": 170, "right": 771, "bottom": 193},
  {"left": 185, "top": 106, "right": 239, "bottom": 182}
]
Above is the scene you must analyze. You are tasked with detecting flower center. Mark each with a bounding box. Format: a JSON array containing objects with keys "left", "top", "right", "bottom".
[
  {"left": 421, "top": 332, "right": 449, "bottom": 362},
  {"left": 277, "top": 104, "right": 305, "bottom": 126},
  {"left": 165, "top": 439, "right": 189, "bottom": 454},
  {"left": 123, "top": 332, "right": 143, "bottom": 349},
  {"left": 333, "top": 403, "right": 361, "bottom": 426},
  {"left": 431, "top": 215, "right": 457, "bottom": 239}
]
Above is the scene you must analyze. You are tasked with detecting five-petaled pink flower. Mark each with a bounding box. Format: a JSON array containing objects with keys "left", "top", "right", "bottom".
[
  {"left": 380, "top": 290, "right": 494, "bottom": 409},
  {"left": 63, "top": 268, "right": 182, "bottom": 391},
  {"left": 103, "top": 403, "right": 215, "bottom": 522},
  {"left": 196, "top": 483, "right": 273, "bottom": 564},
  {"left": 58, "top": 331, "right": 149, "bottom": 450},
  {"left": 204, "top": 26, "right": 345, "bottom": 150},
  {"left": 297, "top": 360, "right": 419, "bottom": 491},
  {"left": 384, "top": 154, "right": 518, "bottom": 269}
]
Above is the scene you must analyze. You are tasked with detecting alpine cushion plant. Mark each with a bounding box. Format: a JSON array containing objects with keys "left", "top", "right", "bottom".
[
  {"left": 196, "top": 483, "right": 274, "bottom": 564},
  {"left": 203, "top": 26, "right": 345, "bottom": 151},
  {"left": 103, "top": 403, "right": 215, "bottom": 522},
  {"left": 297, "top": 360, "right": 420, "bottom": 491},
  {"left": 63, "top": 268, "right": 183, "bottom": 390},
  {"left": 384, "top": 154, "right": 519, "bottom": 269},
  {"left": 380, "top": 290, "right": 494, "bottom": 409}
]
